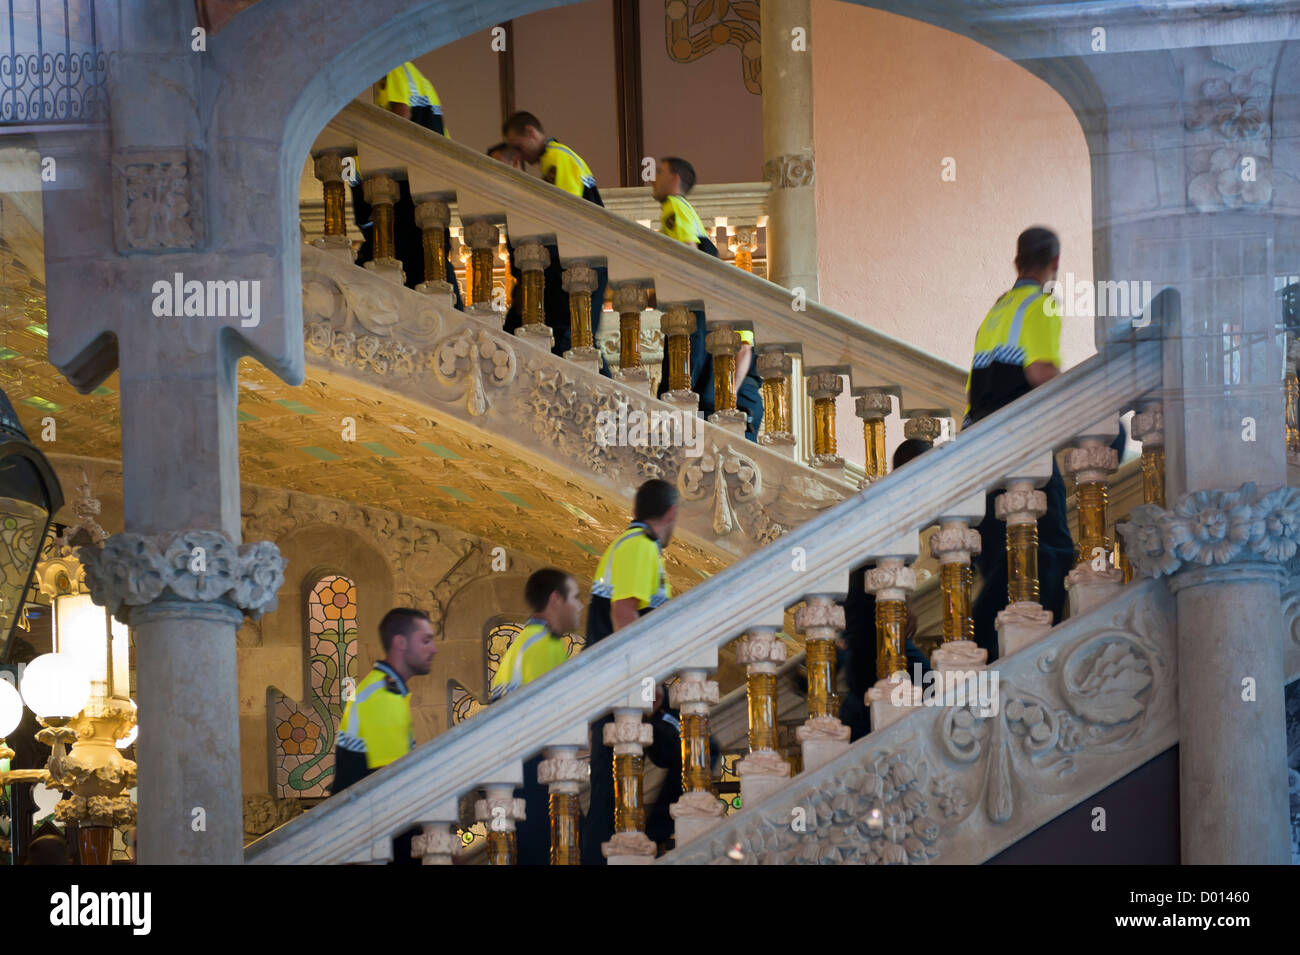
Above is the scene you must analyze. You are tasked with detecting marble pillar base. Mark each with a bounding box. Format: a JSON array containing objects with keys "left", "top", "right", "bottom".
[
  {"left": 661, "top": 389, "right": 700, "bottom": 414},
  {"left": 811, "top": 453, "right": 844, "bottom": 471},
  {"left": 997, "top": 601, "right": 1054, "bottom": 658},
  {"left": 564, "top": 345, "right": 603, "bottom": 376},
  {"left": 364, "top": 258, "right": 405, "bottom": 285},
  {"left": 1066, "top": 564, "right": 1125, "bottom": 617},
  {"left": 671, "top": 790, "right": 726, "bottom": 847},
  {"left": 514, "top": 324, "right": 555, "bottom": 350},
  {"left": 708, "top": 408, "right": 748, "bottom": 438},
  {"left": 759, "top": 432, "right": 797, "bottom": 458},
  {"left": 931, "top": 639, "right": 987, "bottom": 671},
  {"left": 737, "top": 749, "right": 791, "bottom": 808},
  {"left": 796, "top": 716, "right": 851, "bottom": 772},
  {"left": 867, "top": 674, "right": 921, "bottom": 732},
  {"left": 468, "top": 303, "right": 501, "bottom": 325},
  {"left": 414, "top": 279, "right": 455, "bottom": 304},
  {"left": 311, "top": 234, "right": 354, "bottom": 261},
  {"left": 614, "top": 366, "right": 652, "bottom": 396},
  {"left": 602, "top": 830, "right": 657, "bottom": 864}
]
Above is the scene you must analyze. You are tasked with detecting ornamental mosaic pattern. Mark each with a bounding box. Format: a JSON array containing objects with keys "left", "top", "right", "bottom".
[
  {"left": 272, "top": 575, "right": 358, "bottom": 798},
  {"left": 665, "top": 0, "right": 761, "bottom": 95}
]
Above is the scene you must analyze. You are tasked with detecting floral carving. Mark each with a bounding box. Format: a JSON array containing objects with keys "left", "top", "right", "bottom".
[
  {"left": 434, "top": 329, "right": 517, "bottom": 416},
  {"left": 1120, "top": 483, "right": 1300, "bottom": 578},
  {"left": 79, "top": 531, "right": 288, "bottom": 620},
  {"left": 680, "top": 445, "right": 762, "bottom": 537},
  {"left": 112, "top": 148, "right": 204, "bottom": 251},
  {"left": 764, "top": 152, "right": 815, "bottom": 189},
  {"left": 1061, "top": 639, "right": 1152, "bottom": 725},
  {"left": 1185, "top": 66, "right": 1274, "bottom": 211}
]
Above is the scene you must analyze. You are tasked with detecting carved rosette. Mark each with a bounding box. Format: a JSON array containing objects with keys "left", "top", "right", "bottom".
[
  {"left": 669, "top": 673, "right": 720, "bottom": 712},
  {"left": 612, "top": 283, "right": 648, "bottom": 315},
  {"left": 764, "top": 151, "right": 816, "bottom": 189},
  {"left": 903, "top": 416, "right": 942, "bottom": 444},
  {"left": 433, "top": 328, "right": 517, "bottom": 416},
  {"left": 1118, "top": 482, "right": 1300, "bottom": 578},
  {"left": 864, "top": 562, "right": 917, "bottom": 603},
  {"left": 79, "top": 530, "right": 287, "bottom": 621},
  {"left": 514, "top": 241, "right": 551, "bottom": 273},
  {"left": 735, "top": 631, "right": 788, "bottom": 669},
  {"left": 679, "top": 445, "right": 763, "bottom": 538},
  {"left": 1184, "top": 65, "right": 1274, "bottom": 212},
  {"left": 462, "top": 218, "right": 500, "bottom": 251},
  {"left": 603, "top": 715, "right": 655, "bottom": 749},
  {"left": 413, "top": 199, "right": 451, "bottom": 232},
  {"left": 537, "top": 754, "right": 588, "bottom": 788},
  {"left": 995, "top": 487, "right": 1047, "bottom": 525},
  {"left": 1130, "top": 403, "right": 1164, "bottom": 447},
  {"left": 930, "top": 523, "right": 981, "bottom": 564},
  {"left": 806, "top": 371, "right": 842, "bottom": 402},
  {"left": 794, "top": 597, "right": 845, "bottom": 640},
  {"left": 1063, "top": 444, "right": 1118, "bottom": 484},
  {"left": 755, "top": 349, "right": 792, "bottom": 380},
  {"left": 562, "top": 264, "right": 598, "bottom": 295}
]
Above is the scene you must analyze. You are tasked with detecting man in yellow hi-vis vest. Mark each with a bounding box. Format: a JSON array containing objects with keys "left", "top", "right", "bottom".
[
  {"left": 489, "top": 568, "right": 584, "bottom": 865},
  {"left": 331, "top": 607, "right": 437, "bottom": 864}
]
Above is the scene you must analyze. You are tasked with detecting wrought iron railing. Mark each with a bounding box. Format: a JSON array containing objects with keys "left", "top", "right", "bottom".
[{"left": 0, "top": 0, "right": 108, "bottom": 125}]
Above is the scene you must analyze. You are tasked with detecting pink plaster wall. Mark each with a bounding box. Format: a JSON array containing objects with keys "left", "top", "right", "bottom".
[{"left": 811, "top": 2, "right": 1095, "bottom": 377}]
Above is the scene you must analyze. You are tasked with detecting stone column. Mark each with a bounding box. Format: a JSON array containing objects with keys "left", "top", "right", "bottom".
[
  {"left": 1131, "top": 401, "right": 1165, "bottom": 508},
  {"left": 611, "top": 284, "right": 651, "bottom": 394},
  {"left": 669, "top": 670, "right": 725, "bottom": 847},
  {"left": 993, "top": 480, "right": 1054, "bottom": 657},
  {"left": 537, "top": 745, "right": 586, "bottom": 865},
  {"left": 864, "top": 549, "right": 921, "bottom": 731},
  {"left": 602, "top": 710, "right": 657, "bottom": 864},
  {"left": 1063, "top": 418, "right": 1124, "bottom": 616},
  {"left": 463, "top": 219, "right": 501, "bottom": 316},
  {"left": 80, "top": 531, "right": 287, "bottom": 865},
  {"left": 757, "top": 347, "right": 795, "bottom": 456},
  {"left": 413, "top": 198, "right": 454, "bottom": 300},
  {"left": 928, "top": 519, "right": 987, "bottom": 671},
  {"left": 562, "top": 263, "right": 602, "bottom": 375},
  {"left": 412, "top": 823, "right": 461, "bottom": 865},
  {"left": 735, "top": 628, "right": 792, "bottom": 806},
  {"left": 705, "top": 325, "right": 748, "bottom": 436},
  {"left": 476, "top": 786, "right": 526, "bottom": 865},
  {"left": 760, "top": 0, "right": 818, "bottom": 299},
  {"left": 512, "top": 241, "right": 554, "bottom": 350},
  {"left": 361, "top": 174, "right": 404, "bottom": 285},
  {"left": 806, "top": 371, "right": 843, "bottom": 471},
  {"left": 793, "top": 596, "right": 850, "bottom": 771},
  {"left": 660, "top": 305, "right": 700, "bottom": 413},
  {"left": 311, "top": 150, "right": 353, "bottom": 259},
  {"left": 855, "top": 389, "right": 892, "bottom": 485}
]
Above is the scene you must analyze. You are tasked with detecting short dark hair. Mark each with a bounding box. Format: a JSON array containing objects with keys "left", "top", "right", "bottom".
[
  {"left": 892, "top": 438, "right": 932, "bottom": 470},
  {"left": 525, "top": 568, "right": 572, "bottom": 613},
  {"left": 634, "top": 478, "right": 678, "bottom": 521},
  {"left": 1015, "top": 227, "right": 1060, "bottom": 273},
  {"left": 379, "top": 608, "right": 431, "bottom": 653},
  {"left": 662, "top": 156, "right": 696, "bottom": 193},
  {"left": 487, "top": 141, "right": 521, "bottom": 161},
  {"left": 503, "top": 111, "right": 543, "bottom": 136}
]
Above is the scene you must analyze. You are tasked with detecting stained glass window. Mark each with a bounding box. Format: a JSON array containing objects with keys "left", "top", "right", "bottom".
[{"left": 272, "top": 575, "right": 358, "bottom": 798}]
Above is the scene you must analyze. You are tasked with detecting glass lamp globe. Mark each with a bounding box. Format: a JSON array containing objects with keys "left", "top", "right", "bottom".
[
  {"left": 0, "top": 677, "right": 23, "bottom": 738},
  {"left": 20, "top": 652, "right": 90, "bottom": 722}
]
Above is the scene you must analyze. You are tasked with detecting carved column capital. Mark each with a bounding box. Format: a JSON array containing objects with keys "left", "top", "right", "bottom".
[
  {"left": 756, "top": 348, "right": 792, "bottom": 380},
  {"left": 603, "top": 711, "right": 655, "bottom": 750},
  {"left": 1118, "top": 482, "right": 1300, "bottom": 579},
  {"left": 412, "top": 824, "right": 461, "bottom": 863},
  {"left": 855, "top": 392, "right": 892, "bottom": 420},
  {"left": 612, "top": 283, "right": 647, "bottom": 314},
  {"left": 312, "top": 151, "right": 345, "bottom": 183},
  {"left": 362, "top": 174, "right": 400, "bottom": 207},
  {"left": 79, "top": 531, "right": 287, "bottom": 622},
  {"left": 1131, "top": 403, "right": 1165, "bottom": 447},
  {"left": 806, "top": 372, "right": 842, "bottom": 401},
  {"left": 475, "top": 790, "right": 527, "bottom": 830},
  {"left": 462, "top": 218, "right": 500, "bottom": 250},
  {"left": 794, "top": 596, "right": 845, "bottom": 637},
  {"left": 669, "top": 672, "right": 720, "bottom": 711},
  {"left": 864, "top": 559, "right": 916, "bottom": 602},
  {"left": 413, "top": 199, "right": 451, "bottom": 231},
  {"left": 514, "top": 241, "right": 551, "bottom": 273},
  {"left": 995, "top": 487, "right": 1048, "bottom": 524},
  {"left": 562, "top": 263, "right": 598, "bottom": 294},
  {"left": 930, "top": 522, "right": 982, "bottom": 563},
  {"left": 705, "top": 324, "right": 740, "bottom": 357},
  {"left": 1063, "top": 442, "right": 1118, "bottom": 483},
  {"left": 736, "top": 630, "right": 788, "bottom": 668},
  {"left": 903, "top": 415, "right": 943, "bottom": 444},
  {"left": 661, "top": 304, "right": 697, "bottom": 339},
  {"left": 537, "top": 748, "right": 588, "bottom": 790}
]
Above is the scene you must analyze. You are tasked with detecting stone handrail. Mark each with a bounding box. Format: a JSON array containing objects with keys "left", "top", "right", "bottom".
[
  {"left": 661, "top": 576, "right": 1178, "bottom": 864},
  {"left": 311, "top": 102, "right": 967, "bottom": 412},
  {"left": 245, "top": 338, "right": 1160, "bottom": 864}
]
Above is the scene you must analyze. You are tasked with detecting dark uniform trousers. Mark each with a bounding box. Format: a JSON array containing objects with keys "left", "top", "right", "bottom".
[
  {"left": 657, "top": 309, "right": 764, "bottom": 443},
  {"left": 503, "top": 242, "right": 611, "bottom": 376},
  {"left": 352, "top": 178, "right": 464, "bottom": 309}
]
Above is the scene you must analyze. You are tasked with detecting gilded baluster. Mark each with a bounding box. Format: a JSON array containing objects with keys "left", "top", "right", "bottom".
[
  {"left": 994, "top": 478, "right": 1054, "bottom": 657},
  {"left": 1064, "top": 421, "right": 1124, "bottom": 617},
  {"left": 462, "top": 219, "right": 501, "bottom": 315},
  {"left": 413, "top": 198, "right": 453, "bottom": 298},
  {"left": 660, "top": 304, "right": 700, "bottom": 413},
  {"left": 476, "top": 786, "right": 525, "bottom": 866},
  {"left": 562, "top": 263, "right": 602, "bottom": 374},
  {"left": 864, "top": 550, "right": 922, "bottom": 731},
  {"left": 361, "top": 174, "right": 403, "bottom": 284},
  {"left": 806, "top": 371, "right": 844, "bottom": 471},
  {"left": 928, "top": 519, "right": 987, "bottom": 671},
  {"left": 537, "top": 746, "right": 586, "bottom": 865},
  {"left": 706, "top": 324, "right": 748, "bottom": 436},
  {"left": 601, "top": 710, "right": 657, "bottom": 864},
  {"left": 735, "top": 628, "right": 792, "bottom": 807},
  {"left": 855, "top": 389, "right": 892, "bottom": 485},
  {"left": 310, "top": 150, "right": 352, "bottom": 258},
  {"left": 669, "top": 671, "right": 726, "bottom": 846},
  {"left": 756, "top": 347, "right": 795, "bottom": 456},
  {"left": 793, "top": 596, "right": 850, "bottom": 772},
  {"left": 611, "top": 284, "right": 651, "bottom": 394}
]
